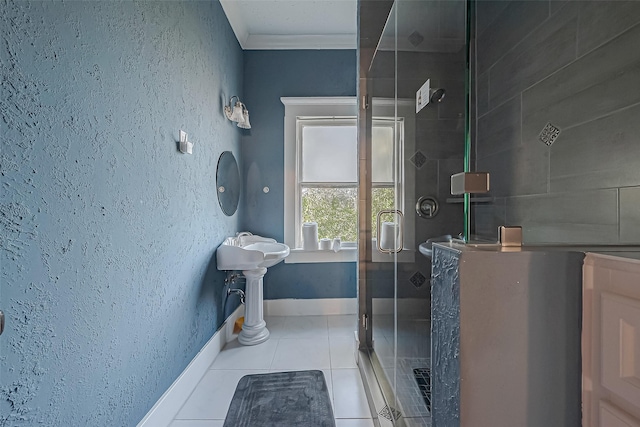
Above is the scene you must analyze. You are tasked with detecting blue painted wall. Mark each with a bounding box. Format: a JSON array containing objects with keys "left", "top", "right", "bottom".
[
  {"left": 240, "top": 50, "right": 358, "bottom": 300},
  {"left": 1, "top": 1, "right": 242, "bottom": 424}
]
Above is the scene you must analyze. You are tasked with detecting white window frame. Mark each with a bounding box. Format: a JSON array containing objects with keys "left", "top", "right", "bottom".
[{"left": 282, "top": 97, "right": 415, "bottom": 264}]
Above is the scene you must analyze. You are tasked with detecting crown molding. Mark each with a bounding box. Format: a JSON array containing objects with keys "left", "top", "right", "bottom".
[{"left": 243, "top": 34, "right": 356, "bottom": 50}]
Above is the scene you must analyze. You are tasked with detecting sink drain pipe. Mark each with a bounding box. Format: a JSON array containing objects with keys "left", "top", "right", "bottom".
[{"left": 225, "top": 272, "right": 246, "bottom": 305}]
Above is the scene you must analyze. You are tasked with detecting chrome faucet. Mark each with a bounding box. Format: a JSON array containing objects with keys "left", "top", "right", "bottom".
[{"left": 235, "top": 231, "right": 253, "bottom": 245}]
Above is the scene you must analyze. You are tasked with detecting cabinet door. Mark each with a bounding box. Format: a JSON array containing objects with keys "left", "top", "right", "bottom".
[
  {"left": 601, "top": 293, "right": 640, "bottom": 406},
  {"left": 584, "top": 254, "right": 640, "bottom": 427},
  {"left": 600, "top": 401, "right": 640, "bottom": 427}
]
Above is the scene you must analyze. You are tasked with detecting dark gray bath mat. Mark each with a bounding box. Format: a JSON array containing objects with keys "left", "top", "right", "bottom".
[{"left": 223, "top": 370, "right": 335, "bottom": 427}]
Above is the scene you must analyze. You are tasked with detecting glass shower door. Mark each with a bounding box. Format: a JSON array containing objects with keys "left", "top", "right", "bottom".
[{"left": 361, "top": 0, "right": 469, "bottom": 425}]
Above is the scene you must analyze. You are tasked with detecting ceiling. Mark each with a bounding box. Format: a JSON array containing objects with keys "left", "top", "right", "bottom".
[
  {"left": 220, "top": 0, "right": 466, "bottom": 52},
  {"left": 219, "top": 0, "right": 358, "bottom": 50}
]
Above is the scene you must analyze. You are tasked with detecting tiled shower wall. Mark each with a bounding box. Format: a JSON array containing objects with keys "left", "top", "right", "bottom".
[
  {"left": 473, "top": 1, "right": 640, "bottom": 244},
  {"left": 369, "top": 45, "right": 466, "bottom": 299}
]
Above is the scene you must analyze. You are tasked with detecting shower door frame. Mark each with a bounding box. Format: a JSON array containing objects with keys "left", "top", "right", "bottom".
[{"left": 356, "top": 0, "right": 475, "bottom": 424}]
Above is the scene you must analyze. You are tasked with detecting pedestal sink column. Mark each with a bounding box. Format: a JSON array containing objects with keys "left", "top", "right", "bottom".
[{"left": 238, "top": 267, "right": 269, "bottom": 345}]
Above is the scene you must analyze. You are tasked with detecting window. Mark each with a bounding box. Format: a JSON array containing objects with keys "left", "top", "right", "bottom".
[{"left": 282, "top": 97, "right": 415, "bottom": 263}]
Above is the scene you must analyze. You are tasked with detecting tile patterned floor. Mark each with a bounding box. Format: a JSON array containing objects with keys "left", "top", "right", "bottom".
[
  {"left": 372, "top": 314, "right": 432, "bottom": 427},
  {"left": 170, "top": 314, "right": 374, "bottom": 427}
]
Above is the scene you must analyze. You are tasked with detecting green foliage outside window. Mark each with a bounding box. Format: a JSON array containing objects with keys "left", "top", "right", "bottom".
[{"left": 301, "top": 187, "right": 395, "bottom": 242}]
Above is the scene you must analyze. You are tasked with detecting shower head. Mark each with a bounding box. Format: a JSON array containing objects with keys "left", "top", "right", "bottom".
[{"left": 429, "top": 88, "right": 446, "bottom": 103}]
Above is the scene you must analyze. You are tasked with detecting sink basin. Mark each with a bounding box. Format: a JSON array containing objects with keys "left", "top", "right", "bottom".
[
  {"left": 418, "top": 235, "right": 453, "bottom": 259},
  {"left": 217, "top": 234, "right": 290, "bottom": 271}
]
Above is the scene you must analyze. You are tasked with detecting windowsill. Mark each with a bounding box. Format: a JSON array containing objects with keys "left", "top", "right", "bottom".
[
  {"left": 284, "top": 243, "right": 416, "bottom": 264},
  {"left": 285, "top": 247, "right": 357, "bottom": 264}
]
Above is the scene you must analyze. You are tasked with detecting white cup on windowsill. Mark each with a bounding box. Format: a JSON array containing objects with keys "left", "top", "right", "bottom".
[{"left": 319, "top": 238, "right": 332, "bottom": 250}]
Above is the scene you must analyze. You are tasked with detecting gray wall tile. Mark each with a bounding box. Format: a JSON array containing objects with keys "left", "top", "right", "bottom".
[
  {"left": 416, "top": 200, "right": 465, "bottom": 243},
  {"left": 477, "top": 71, "right": 490, "bottom": 117},
  {"left": 370, "top": 51, "right": 395, "bottom": 78},
  {"left": 477, "top": 1, "right": 550, "bottom": 74},
  {"left": 414, "top": 158, "right": 439, "bottom": 198},
  {"left": 438, "top": 79, "right": 466, "bottom": 119},
  {"left": 477, "top": 0, "right": 511, "bottom": 36},
  {"left": 620, "top": 186, "right": 640, "bottom": 243},
  {"left": 522, "top": 24, "right": 640, "bottom": 145},
  {"left": 473, "top": 198, "right": 507, "bottom": 240},
  {"left": 439, "top": 0, "right": 466, "bottom": 40},
  {"left": 478, "top": 142, "right": 549, "bottom": 197},
  {"left": 398, "top": 52, "right": 465, "bottom": 82},
  {"left": 416, "top": 119, "right": 465, "bottom": 160},
  {"left": 505, "top": 189, "right": 619, "bottom": 244},
  {"left": 488, "top": 5, "right": 577, "bottom": 108},
  {"left": 577, "top": 1, "right": 640, "bottom": 56},
  {"left": 478, "top": 95, "right": 521, "bottom": 158},
  {"left": 550, "top": 0, "right": 569, "bottom": 15},
  {"left": 475, "top": 1, "right": 638, "bottom": 245},
  {"left": 550, "top": 103, "right": 640, "bottom": 192},
  {"left": 372, "top": 77, "right": 396, "bottom": 99},
  {"left": 360, "top": 0, "right": 395, "bottom": 50}
]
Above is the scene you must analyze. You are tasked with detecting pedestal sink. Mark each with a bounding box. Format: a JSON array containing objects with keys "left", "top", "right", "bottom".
[{"left": 217, "top": 233, "right": 290, "bottom": 345}]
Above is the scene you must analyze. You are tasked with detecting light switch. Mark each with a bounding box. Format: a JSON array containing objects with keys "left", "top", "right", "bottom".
[{"left": 179, "top": 130, "right": 193, "bottom": 154}]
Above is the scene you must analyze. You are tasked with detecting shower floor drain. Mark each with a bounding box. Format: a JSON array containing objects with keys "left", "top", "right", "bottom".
[
  {"left": 413, "top": 367, "right": 431, "bottom": 412},
  {"left": 379, "top": 405, "right": 402, "bottom": 421}
]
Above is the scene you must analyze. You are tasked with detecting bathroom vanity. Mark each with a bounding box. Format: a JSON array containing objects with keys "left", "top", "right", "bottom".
[
  {"left": 430, "top": 243, "right": 584, "bottom": 427},
  {"left": 430, "top": 243, "right": 640, "bottom": 427}
]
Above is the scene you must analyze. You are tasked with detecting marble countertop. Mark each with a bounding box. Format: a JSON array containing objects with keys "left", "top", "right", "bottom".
[{"left": 431, "top": 241, "right": 640, "bottom": 260}]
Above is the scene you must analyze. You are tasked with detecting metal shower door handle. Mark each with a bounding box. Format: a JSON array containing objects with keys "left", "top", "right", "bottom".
[
  {"left": 0, "top": 310, "right": 4, "bottom": 336},
  {"left": 376, "top": 209, "right": 404, "bottom": 254}
]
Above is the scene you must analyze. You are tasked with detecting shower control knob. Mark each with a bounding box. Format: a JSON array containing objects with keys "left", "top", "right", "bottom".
[{"left": 416, "top": 196, "right": 439, "bottom": 218}]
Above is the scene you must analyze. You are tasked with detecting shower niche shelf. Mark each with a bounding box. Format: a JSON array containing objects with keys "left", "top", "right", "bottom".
[{"left": 445, "top": 196, "right": 494, "bottom": 204}]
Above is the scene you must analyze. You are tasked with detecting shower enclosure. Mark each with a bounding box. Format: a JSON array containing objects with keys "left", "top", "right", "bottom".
[
  {"left": 357, "top": 0, "right": 470, "bottom": 425},
  {"left": 357, "top": 0, "right": 640, "bottom": 424}
]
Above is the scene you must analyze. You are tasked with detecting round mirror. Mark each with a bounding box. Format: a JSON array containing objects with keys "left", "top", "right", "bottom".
[{"left": 216, "top": 151, "right": 240, "bottom": 216}]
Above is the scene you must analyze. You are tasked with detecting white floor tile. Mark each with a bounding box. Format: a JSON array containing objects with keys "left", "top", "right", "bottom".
[
  {"left": 172, "top": 315, "right": 379, "bottom": 426},
  {"left": 270, "top": 337, "right": 331, "bottom": 370},
  {"left": 170, "top": 421, "right": 224, "bottom": 427},
  {"left": 280, "top": 315, "right": 329, "bottom": 338},
  {"left": 328, "top": 314, "right": 358, "bottom": 337},
  {"left": 329, "top": 336, "right": 357, "bottom": 369},
  {"left": 321, "top": 368, "right": 335, "bottom": 405},
  {"left": 175, "top": 369, "right": 268, "bottom": 420},
  {"left": 331, "top": 368, "right": 372, "bottom": 419},
  {"left": 334, "top": 419, "right": 375, "bottom": 427},
  {"left": 263, "top": 315, "right": 287, "bottom": 338},
  {"left": 210, "top": 337, "right": 279, "bottom": 370}
]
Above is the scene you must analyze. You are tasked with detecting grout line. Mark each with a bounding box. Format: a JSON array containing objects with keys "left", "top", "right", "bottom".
[
  {"left": 478, "top": 0, "right": 554, "bottom": 77},
  {"left": 617, "top": 188, "right": 621, "bottom": 243},
  {"left": 558, "top": 101, "right": 640, "bottom": 133},
  {"left": 267, "top": 338, "right": 280, "bottom": 370},
  {"left": 575, "top": 21, "right": 640, "bottom": 61}
]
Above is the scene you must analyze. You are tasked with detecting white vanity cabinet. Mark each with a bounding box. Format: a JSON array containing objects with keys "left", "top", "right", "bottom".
[{"left": 583, "top": 253, "right": 640, "bottom": 427}]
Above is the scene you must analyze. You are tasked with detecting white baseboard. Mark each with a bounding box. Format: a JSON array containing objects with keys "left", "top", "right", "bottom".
[
  {"left": 137, "top": 305, "right": 244, "bottom": 427},
  {"left": 264, "top": 298, "right": 357, "bottom": 316}
]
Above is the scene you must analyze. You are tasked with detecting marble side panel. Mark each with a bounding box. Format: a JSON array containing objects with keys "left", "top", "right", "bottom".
[{"left": 431, "top": 245, "right": 461, "bottom": 427}]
